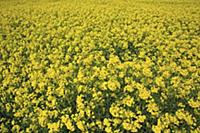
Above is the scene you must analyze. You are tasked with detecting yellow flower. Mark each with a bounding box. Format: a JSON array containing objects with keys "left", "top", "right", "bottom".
[
  {"left": 119, "top": 71, "right": 125, "bottom": 78},
  {"left": 83, "top": 54, "right": 93, "bottom": 65},
  {"left": 155, "top": 77, "right": 165, "bottom": 87},
  {"left": 143, "top": 67, "right": 152, "bottom": 77},
  {"left": 188, "top": 99, "right": 200, "bottom": 108},
  {"left": 139, "top": 50, "right": 146, "bottom": 58},
  {"left": 151, "top": 87, "right": 159, "bottom": 93},
  {"left": 77, "top": 70, "right": 85, "bottom": 81},
  {"left": 38, "top": 110, "right": 48, "bottom": 127},
  {"left": 147, "top": 102, "right": 159, "bottom": 116},
  {"left": 113, "top": 118, "right": 122, "bottom": 126},
  {"left": 139, "top": 88, "right": 150, "bottom": 100},
  {"left": 137, "top": 115, "right": 146, "bottom": 123},
  {"left": 108, "top": 54, "right": 121, "bottom": 65},
  {"left": 152, "top": 125, "right": 162, "bottom": 133},
  {"left": 76, "top": 121, "right": 85, "bottom": 131},
  {"left": 193, "top": 127, "right": 200, "bottom": 133},
  {"left": 122, "top": 95, "right": 134, "bottom": 107},
  {"left": 61, "top": 116, "right": 75, "bottom": 131},
  {"left": 179, "top": 69, "right": 188, "bottom": 77},
  {"left": 47, "top": 95, "right": 56, "bottom": 108},
  {"left": 99, "top": 82, "right": 108, "bottom": 90},
  {"left": 122, "top": 41, "right": 128, "bottom": 49},
  {"left": 171, "top": 76, "right": 180, "bottom": 87},
  {"left": 109, "top": 105, "right": 120, "bottom": 117},
  {"left": 122, "top": 122, "right": 132, "bottom": 130},
  {"left": 56, "top": 87, "right": 65, "bottom": 97},
  {"left": 105, "top": 127, "right": 112, "bottom": 133},
  {"left": 162, "top": 71, "right": 170, "bottom": 78},
  {"left": 103, "top": 118, "right": 111, "bottom": 126},
  {"left": 47, "top": 68, "right": 56, "bottom": 78},
  {"left": 47, "top": 122, "right": 60, "bottom": 133},
  {"left": 76, "top": 95, "right": 84, "bottom": 110},
  {"left": 176, "top": 109, "right": 195, "bottom": 126},
  {"left": 65, "top": 55, "right": 71, "bottom": 62},
  {"left": 96, "top": 120, "right": 103, "bottom": 130},
  {"left": 99, "top": 67, "right": 108, "bottom": 80},
  {"left": 107, "top": 79, "right": 120, "bottom": 91},
  {"left": 124, "top": 85, "right": 134, "bottom": 92},
  {"left": 11, "top": 125, "right": 21, "bottom": 133}
]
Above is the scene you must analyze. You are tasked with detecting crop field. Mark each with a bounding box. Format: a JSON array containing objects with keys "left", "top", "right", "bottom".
[{"left": 0, "top": 0, "right": 200, "bottom": 132}]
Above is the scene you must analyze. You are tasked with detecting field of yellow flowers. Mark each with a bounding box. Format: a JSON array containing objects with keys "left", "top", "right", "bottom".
[{"left": 0, "top": 0, "right": 200, "bottom": 132}]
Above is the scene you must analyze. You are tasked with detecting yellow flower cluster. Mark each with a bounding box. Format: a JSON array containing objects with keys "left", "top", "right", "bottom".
[{"left": 0, "top": 0, "right": 199, "bottom": 132}]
